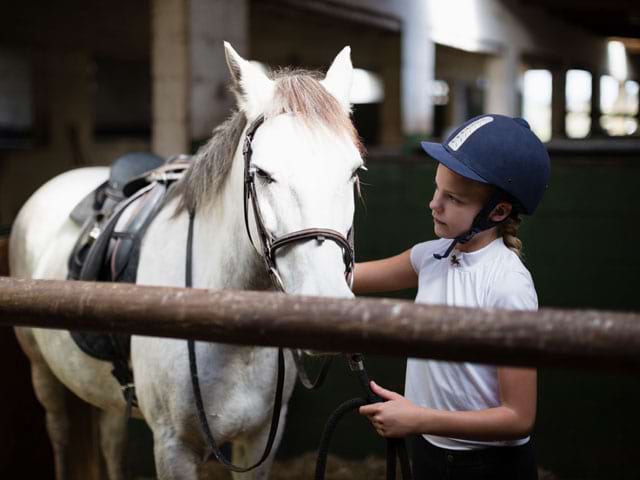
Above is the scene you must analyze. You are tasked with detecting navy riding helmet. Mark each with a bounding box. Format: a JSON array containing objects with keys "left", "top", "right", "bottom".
[{"left": 420, "top": 114, "right": 550, "bottom": 259}]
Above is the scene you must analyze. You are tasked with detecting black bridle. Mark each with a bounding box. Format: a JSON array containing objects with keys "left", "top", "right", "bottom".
[
  {"left": 189, "top": 113, "right": 358, "bottom": 472},
  {"left": 243, "top": 114, "right": 356, "bottom": 389},
  {"left": 242, "top": 115, "right": 355, "bottom": 293}
]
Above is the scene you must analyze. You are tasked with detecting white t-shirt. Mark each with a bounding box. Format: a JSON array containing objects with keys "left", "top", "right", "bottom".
[{"left": 405, "top": 237, "right": 538, "bottom": 450}]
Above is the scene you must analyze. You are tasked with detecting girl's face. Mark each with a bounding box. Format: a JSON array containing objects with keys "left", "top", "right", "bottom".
[{"left": 429, "top": 164, "right": 494, "bottom": 239}]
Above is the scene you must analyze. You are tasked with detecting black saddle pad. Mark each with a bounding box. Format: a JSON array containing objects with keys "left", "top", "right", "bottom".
[{"left": 71, "top": 331, "right": 131, "bottom": 363}]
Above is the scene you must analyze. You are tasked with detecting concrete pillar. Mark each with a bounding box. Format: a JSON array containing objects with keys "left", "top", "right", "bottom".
[
  {"left": 190, "top": 0, "right": 248, "bottom": 141},
  {"left": 379, "top": 38, "right": 403, "bottom": 145},
  {"left": 151, "top": 0, "right": 189, "bottom": 157},
  {"left": 590, "top": 70, "right": 605, "bottom": 137},
  {"left": 451, "top": 79, "right": 468, "bottom": 127},
  {"left": 151, "top": 0, "right": 249, "bottom": 155},
  {"left": 401, "top": 0, "right": 434, "bottom": 138},
  {"left": 485, "top": 48, "right": 519, "bottom": 116},
  {"left": 551, "top": 66, "right": 567, "bottom": 138}
]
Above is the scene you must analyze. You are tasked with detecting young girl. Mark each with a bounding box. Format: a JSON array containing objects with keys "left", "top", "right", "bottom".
[{"left": 356, "top": 114, "right": 550, "bottom": 480}]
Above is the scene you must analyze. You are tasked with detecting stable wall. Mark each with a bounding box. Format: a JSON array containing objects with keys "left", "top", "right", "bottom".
[{"left": 0, "top": 0, "right": 152, "bottom": 227}]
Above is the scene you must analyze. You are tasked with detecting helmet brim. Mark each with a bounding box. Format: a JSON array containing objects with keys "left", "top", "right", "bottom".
[{"left": 420, "top": 141, "right": 489, "bottom": 184}]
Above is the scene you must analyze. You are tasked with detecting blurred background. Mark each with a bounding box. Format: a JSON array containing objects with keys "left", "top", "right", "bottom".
[{"left": 0, "top": 0, "right": 639, "bottom": 478}]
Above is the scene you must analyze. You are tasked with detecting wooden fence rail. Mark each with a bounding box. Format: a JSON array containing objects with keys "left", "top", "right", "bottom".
[{"left": 1, "top": 277, "right": 640, "bottom": 371}]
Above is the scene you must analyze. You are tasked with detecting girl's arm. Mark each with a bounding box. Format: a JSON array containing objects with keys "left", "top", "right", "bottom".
[
  {"left": 359, "top": 368, "right": 537, "bottom": 440},
  {"left": 352, "top": 249, "right": 418, "bottom": 294}
]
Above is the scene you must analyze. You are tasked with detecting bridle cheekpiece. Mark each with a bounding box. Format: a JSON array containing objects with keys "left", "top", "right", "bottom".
[{"left": 242, "top": 115, "right": 355, "bottom": 292}]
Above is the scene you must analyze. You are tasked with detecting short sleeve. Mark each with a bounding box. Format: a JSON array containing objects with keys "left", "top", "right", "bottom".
[
  {"left": 488, "top": 270, "right": 538, "bottom": 311},
  {"left": 410, "top": 242, "right": 432, "bottom": 274},
  {"left": 411, "top": 239, "right": 449, "bottom": 275},
  {"left": 410, "top": 244, "right": 422, "bottom": 273}
]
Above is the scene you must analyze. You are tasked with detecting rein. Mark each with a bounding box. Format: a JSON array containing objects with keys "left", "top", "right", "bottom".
[{"left": 186, "top": 210, "right": 286, "bottom": 472}]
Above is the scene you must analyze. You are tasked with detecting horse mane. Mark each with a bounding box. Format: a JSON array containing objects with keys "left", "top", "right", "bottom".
[{"left": 172, "top": 68, "right": 362, "bottom": 214}]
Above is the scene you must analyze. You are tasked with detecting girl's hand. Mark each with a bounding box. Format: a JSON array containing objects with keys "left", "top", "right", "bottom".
[{"left": 358, "top": 381, "right": 425, "bottom": 438}]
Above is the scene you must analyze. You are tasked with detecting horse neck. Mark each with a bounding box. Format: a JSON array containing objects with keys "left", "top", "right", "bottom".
[{"left": 192, "top": 146, "right": 269, "bottom": 291}]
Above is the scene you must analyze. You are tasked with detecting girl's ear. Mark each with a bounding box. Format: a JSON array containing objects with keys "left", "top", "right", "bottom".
[
  {"left": 224, "top": 41, "right": 275, "bottom": 120},
  {"left": 491, "top": 202, "right": 513, "bottom": 222}
]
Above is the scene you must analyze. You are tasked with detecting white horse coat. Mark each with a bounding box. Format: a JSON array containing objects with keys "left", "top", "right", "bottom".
[{"left": 10, "top": 43, "right": 363, "bottom": 480}]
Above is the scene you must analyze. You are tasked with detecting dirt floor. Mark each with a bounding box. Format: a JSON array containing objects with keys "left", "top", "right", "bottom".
[{"left": 188, "top": 452, "right": 561, "bottom": 480}]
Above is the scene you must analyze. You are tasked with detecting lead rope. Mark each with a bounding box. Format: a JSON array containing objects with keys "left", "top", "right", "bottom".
[
  {"left": 186, "top": 209, "right": 287, "bottom": 472},
  {"left": 121, "top": 385, "right": 135, "bottom": 480},
  {"left": 315, "top": 354, "right": 413, "bottom": 480}
]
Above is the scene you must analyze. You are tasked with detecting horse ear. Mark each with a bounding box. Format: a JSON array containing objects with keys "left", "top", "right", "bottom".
[
  {"left": 321, "top": 46, "right": 353, "bottom": 113},
  {"left": 224, "top": 41, "right": 274, "bottom": 119}
]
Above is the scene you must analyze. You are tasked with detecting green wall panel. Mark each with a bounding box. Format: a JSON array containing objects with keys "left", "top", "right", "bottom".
[{"left": 281, "top": 155, "right": 640, "bottom": 480}]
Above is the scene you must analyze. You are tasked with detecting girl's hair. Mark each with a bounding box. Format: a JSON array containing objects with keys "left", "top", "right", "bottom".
[{"left": 498, "top": 214, "right": 523, "bottom": 258}]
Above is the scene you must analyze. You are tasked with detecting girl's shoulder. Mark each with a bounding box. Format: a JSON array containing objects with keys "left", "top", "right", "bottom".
[
  {"left": 486, "top": 244, "right": 538, "bottom": 311},
  {"left": 409, "top": 238, "right": 450, "bottom": 273}
]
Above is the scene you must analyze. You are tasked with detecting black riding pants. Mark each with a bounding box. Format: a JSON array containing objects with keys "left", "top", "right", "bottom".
[{"left": 409, "top": 435, "right": 538, "bottom": 480}]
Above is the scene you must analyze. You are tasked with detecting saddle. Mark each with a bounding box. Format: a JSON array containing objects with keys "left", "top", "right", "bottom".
[{"left": 67, "top": 152, "right": 191, "bottom": 397}]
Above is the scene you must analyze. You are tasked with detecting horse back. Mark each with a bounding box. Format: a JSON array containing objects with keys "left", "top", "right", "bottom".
[{"left": 9, "top": 167, "right": 109, "bottom": 280}]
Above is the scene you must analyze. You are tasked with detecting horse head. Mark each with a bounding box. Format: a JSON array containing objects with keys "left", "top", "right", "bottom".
[{"left": 224, "top": 43, "right": 365, "bottom": 298}]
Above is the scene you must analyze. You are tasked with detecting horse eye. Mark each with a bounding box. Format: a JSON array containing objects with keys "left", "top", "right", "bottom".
[{"left": 254, "top": 167, "right": 275, "bottom": 184}]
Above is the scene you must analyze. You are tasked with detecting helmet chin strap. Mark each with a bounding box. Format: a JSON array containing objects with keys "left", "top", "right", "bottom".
[{"left": 433, "top": 190, "right": 508, "bottom": 260}]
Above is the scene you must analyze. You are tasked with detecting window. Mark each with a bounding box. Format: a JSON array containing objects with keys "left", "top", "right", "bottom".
[
  {"left": 350, "top": 69, "right": 384, "bottom": 104},
  {"left": 350, "top": 69, "right": 384, "bottom": 146},
  {"left": 565, "top": 70, "right": 591, "bottom": 139},
  {"left": 600, "top": 40, "right": 638, "bottom": 136},
  {"left": 600, "top": 75, "right": 639, "bottom": 136},
  {"left": 522, "top": 69, "right": 552, "bottom": 142}
]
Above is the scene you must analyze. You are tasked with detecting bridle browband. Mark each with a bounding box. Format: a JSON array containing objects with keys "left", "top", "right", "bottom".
[{"left": 242, "top": 115, "right": 355, "bottom": 292}]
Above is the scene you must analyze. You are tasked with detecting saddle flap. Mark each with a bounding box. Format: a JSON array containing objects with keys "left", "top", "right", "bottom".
[
  {"left": 69, "top": 152, "right": 165, "bottom": 226},
  {"left": 69, "top": 181, "right": 107, "bottom": 226}
]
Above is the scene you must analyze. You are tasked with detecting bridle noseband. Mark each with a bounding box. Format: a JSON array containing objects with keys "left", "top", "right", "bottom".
[{"left": 242, "top": 115, "right": 355, "bottom": 292}]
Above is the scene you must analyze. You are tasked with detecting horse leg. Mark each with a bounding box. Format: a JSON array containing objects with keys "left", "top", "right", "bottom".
[
  {"left": 15, "top": 327, "right": 70, "bottom": 480},
  {"left": 152, "top": 429, "right": 201, "bottom": 480},
  {"left": 230, "top": 404, "right": 289, "bottom": 480},
  {"left": 98, "top": 409, "right": 129, "bottom": 480}
]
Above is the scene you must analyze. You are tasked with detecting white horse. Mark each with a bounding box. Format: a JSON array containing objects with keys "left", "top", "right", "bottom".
[{"left": 9, "top": 43, "right": 363, "bottom": 480}]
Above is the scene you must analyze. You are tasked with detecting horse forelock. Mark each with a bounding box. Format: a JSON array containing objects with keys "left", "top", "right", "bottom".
[
  {"left": 173, "top": 69, "right": 362, "bottom": 215},
  {"left": 268, "top": 69, "right": 363, "bottom": 152}
]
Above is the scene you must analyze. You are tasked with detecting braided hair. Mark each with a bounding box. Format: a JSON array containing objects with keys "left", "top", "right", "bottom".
[{"left": 498, "top": 214, "right": 523, "bottom": 258}]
